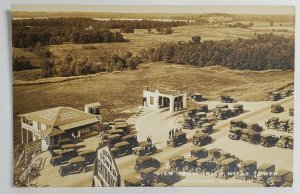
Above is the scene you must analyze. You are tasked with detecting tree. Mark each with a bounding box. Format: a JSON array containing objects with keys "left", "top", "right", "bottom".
[{"left": 192, "top": 36, "right": 201, "bottom": 44}]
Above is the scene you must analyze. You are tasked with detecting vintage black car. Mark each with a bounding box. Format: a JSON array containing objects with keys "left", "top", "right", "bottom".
[
  {"left": 167, "top": 132, "right": 187, "bottom": 147},
  {"left": 236, "top": 160, "right": 257, "bottom": 180},
  {"left": 183, "top": 157, "right": 198, "bottom": 173},
  {"left": 247, "top": 123, "right": 263, "bottom": 132},
  {"left": 276, "top": 135, "right": 293, "bottom": 149},
  {"left": 228, "top": 127, "right": 243, "bottom": 140},
  {"left": 266, "top": 169, "right": 293, "bottom": 187},
  {"left": 232, "top": 104, "right": 244, "bottom": 116},
  {"left": 135, "top": 156, "right": 160, "bottom": 171},
  {"left": 220, "top": 95, "right": 236, "bottom": 103},
  {"left": 196, "top": 158, "right": 218, "bottom": 174},
  {"left": 191, "top": 148, "right": 208, "bottom": 159},
  {"left": 199, "top": 123, "right": 213, "bottom": 134},
  {"left": 260, "top": 134, "right": 279, "bottom": 147},
  {"left": 271, "top": 103, "right": 284, "bottom": 113},
  {"left": 193, "top": 132, "right": 212, "bottom": 146},
  {"left": 277, "top": 119, "right": 290, "bottom": 132},
  {"left": 182, "top": 116, "right": 195, "bottom": 129},
  {"left": 169, "top": 155, "right": 185, "bottom": 172},
  {"left": 191, "top": 93, "right": 203, "bottom": 102},
  {"left": 140, "top": 167, "right": 158, "bottom": 186},
  {"left": 287, "top": 136, "right": 293, "bottom": 150},
  {"left": 265, "top": 117, "right": 280, "bottom": 129},
  {"left": 247, "top": 131, "right": 261, "bottom": 145},
  {"left": 133, "top": 141, "right": 157, "bottom": 157},
  {"left": 264, "top": 91, "right": 281, "bottom": 101},
  {"left": 153, "top": 169, "right": 181, "bottom": 185},
  {"left": 50, "top": 148, "right": 78, "bottom": 166},
  {"left": 77, "top": 149, "right": 96, "bottom": 165},
  {"left": 111, "top": 141, "right": 133, "bottom": 158},
  {"left": 216, "top": 108, "right": 232, "bottom": 120},
  {"left": 121, "top": 134, "right": 139, "bottom": 147},
  {"left": 216, "top": 158, "right": 239, "bottom": 179},
  {"left": 198, "top": 103, "right": 209, "bottom": 112},
  {"left": 230, "top": 119, "right": 247, "bottom": 129},
  {"left": 58, "top": 157, "right": 86, "bottom": 176},
  {"left": 280, "top": 89, "right": 293, "bottom": 97},
  {"left": 241, "top": 129, "right": 252, "bottom": 142},
  {"left": 255, "top": 163, "right": 276, "bottom": 185},
  {"left": 217, "top": 151, "right": 237, "bottom": 163},
  {"left": 124, "top": 177, "right": 141, "bottom": 187},
  {"left": 102, "top": 134, "right": 122, "bottom": 147},
  {"left": 48, "top": 138, "right": 73, "bottom": 153},
  {"left": 207, "top": 148, "right": 222, "bottom": 160},
  {"left": 114, "top": 121, "right": 129, "bottom": 135}
]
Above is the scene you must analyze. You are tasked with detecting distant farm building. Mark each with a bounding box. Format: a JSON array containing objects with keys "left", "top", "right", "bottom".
[
  {"left": 18, "top": 106, "right": 100, "bottom": 151},
  {"left": 142, "top": 87, "right": 187, "bottom": 113}
]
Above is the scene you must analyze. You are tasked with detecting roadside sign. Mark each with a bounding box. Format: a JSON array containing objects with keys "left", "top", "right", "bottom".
[{"left": 92, "top": 145, "right": 120, "bottom": 187}]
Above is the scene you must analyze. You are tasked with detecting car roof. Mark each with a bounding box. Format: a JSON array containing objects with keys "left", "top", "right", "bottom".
[
  {"left": 60, "top": 148, "right": 75, "bottom": 154},
  {"left": 230, "top": 127, "right": 242, "bottom": 132},
  {"left": 174, "top": 131, "right": 186, "bottom": 136},
  {"left": 78, "top": 149, "right": 95, "bottom": 155},
  {"left": 140, "top": 167, "right": 157, "bottom": 174},
  {"left": 198, "top": 104, "right": 208, "bottom": 107},
  {"left": 271, "top": 117, "right": 280, "bottom": 120},
  {"left": 114, "top": 118, "right": 127, "bottom": 122},
  {"left": 260, "top": 134, "right": 274, "bottom": 137},
  {"left": 258, "top": 163, "right": 275, "bottom": 170},
  {"left": 231, "top": 119, "right": 243, "bottom": 123},
  {"left": 114, "top": 141, "right": 130, "bottom": 147},
  {"left": 271, "top": 103, "right": 281, "bottom": 106},
  {"left": 193, "top": 132, "right": 205, "bottom": 138},
  {"left": 191, "top": 147, "right": 206, "bottom": 152},
  {"left": 108, "top": 129, "right": 124, "bottom": 133},
  {"left": 136, "top": 156, "right": 151, "bottom": 162},
  {"left": 208, "top": 148, "right": 221, "bottom": 153},
  {"left": 220, "top": 158, "right": 236, "bottom": 165},
  {"left": 108, "top": 134, "right": 121, "bottom": 139},
  {"left": 57, "top": 138, "right": 72, "bottom": 143},
  {"left": 170, "top": 155, "right": 184, "bottom": 161},
  {"left": 69, "top": 156, "right": 85, "bottom": 164},
  {"left": 184, "top": 157, "right": 198, "bottom": 162},
  {"left": 121, "top": 134, "right": 136, "bottom": 139},
  {"left": 276, "top": 169, "right": 292, "bottom": 177},
  {"left": 61, "top": 144, "right": 76, "bottom": 149},
  {"left": 220, "top": 108, "right": 231, "bottom": 111},
  {"left": 216, "top": 104, "right": 228, "bottom": 108},
  {"left": 202, "top": 123, "right": 212, "bottom": 127},
  {"left": 139, "top": 141, "right": 151, "bottom": 147},
  {"left": 241, "top": 160, "right": 256, "bottom": 166},
  {"left": 115, "top": 122, "right": 128, "bottom": 128},
  {"left": 233, "top": 104, "right": 243, "bottom": 107}
]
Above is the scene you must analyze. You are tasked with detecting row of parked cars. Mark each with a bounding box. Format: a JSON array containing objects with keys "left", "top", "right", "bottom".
[
  {"left": 265, "top": 89, "right": 293, "bottom": 101},
  {"left": 265, "top": 117, "right": 293, "bottom": 133},
  {"left": 125, "top": 147, "right": 293, "bottom": 187},
  {"left": 213, "top": 103, "right": 244, "bottom": 120}
]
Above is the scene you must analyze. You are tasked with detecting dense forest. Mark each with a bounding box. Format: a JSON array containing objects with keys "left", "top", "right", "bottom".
[
  {"left": 141, "top": 33, "right": 294, "bottom": 70},
  {"left": 12, "top": 18, "right": 187, "bottom": 48}
]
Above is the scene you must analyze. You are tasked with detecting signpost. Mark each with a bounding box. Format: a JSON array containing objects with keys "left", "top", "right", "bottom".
[{"left": 92, "top": 145, "right": 121, "bottom": 187}]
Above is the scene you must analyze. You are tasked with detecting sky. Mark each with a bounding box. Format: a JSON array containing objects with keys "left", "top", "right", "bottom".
[{"left": 11, "top": 5, "right": 295, "bottom": 15}]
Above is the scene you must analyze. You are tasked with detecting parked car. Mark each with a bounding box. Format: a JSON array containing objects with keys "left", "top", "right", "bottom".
[
  {"left": 133, "top": 141, "right": 157, "bottom": 157},
  {"left": 266, "top": 169, "right": 293, "bottom": 187},
  {"left": 102, "top": 134, "right": 122, "bottom": 147},
  {"left": 236, "top": 160, "right": 257, "bottom": 180},
  {"left": 191, "top": 148, "right": 208, "bottom": 159},
  {"left": 265, "top": 92, "right": 281, "bottom": 101},
  {"left": 207, "top": 148, "right": 222, "bottom": 160},
  {"left": 230, "top": 119, "right": 247, "bottom": 129},
  {"left": 167, "top": 132, "right": 187, "bottom": 147},
  {"left": 247, "top": 131, "right": 261, "bottom": 145},
  {"left": 220, "top": 95, "right": 236, "bottom": 103},
  {"left": 140, "top": 167, "right": 158, "bottom": 186},
  {"left": 247, "top": 123, "right": 263, "bottom": 132},
  {"left": 228, "top": 127, "right": 243, "bottom": 140},
  {"left": 153, "top": 169, "right": 180, "bottom": 185},
  {"left": 271, "top": 103, "right": 284, "bottom": 113},
  {"left": 193, "top": 132, "right": 212, "bottom": 146},
  {"left": 255, "top": 163, "right": 276, "bottom": 185},
  {"left": 169, "top": 155, "right": 185, "bottom": 172},
  {"left": 50, "top": 148, "right": 78, "bottom": 166},
  {"left": 265, "top": 117, "right": 280, "bottom": 129},
  {"left": 111, "top": 141, "right": 133, "bottom": 158},
  {"left": 135, "top": 156, "right": 160, "bottom": 171},
  {"left": 58, "top": 157, "right": 87, "bottom": 176},
  {"left": 289, "top": 107, "right": 294, "bottom": 116},
  {"left": 260, "top": 134, "right": 279, "bottom": 147},
  {"left": 215, "top": 158, "right": 239, "bottom": 179},
  {"left": 276, "top": 135, "right": 293, "bottom": 149},
  {"left": 183, "top": 157, "right": 198, "bottom": 173},
  {"left": 196, "top": 158, "right": 218, "bottom": 174},
  {"left": 232, "top": 104, "right": 244, "bottom": 116},
  {"left": 121, "top": 134, "right": 139, "bottom": 147},
  {"left": 77, "top": 149, "right": 96, "bottom": 165},
  {"left": 199, "top": 123, "right": 214, "bottom": 134}
]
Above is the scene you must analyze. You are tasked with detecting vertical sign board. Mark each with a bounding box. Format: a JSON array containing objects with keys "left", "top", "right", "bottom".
[{"left": 92, "top": 145, "right": 120, "bottom": 187}]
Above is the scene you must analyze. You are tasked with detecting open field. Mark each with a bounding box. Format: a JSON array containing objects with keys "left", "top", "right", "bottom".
[{"left": 13, "top": 62, "right": 294, "bottom": 153}]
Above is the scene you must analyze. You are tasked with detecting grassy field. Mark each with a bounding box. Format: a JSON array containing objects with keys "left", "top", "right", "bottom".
[
  {"left": 13, "top": 22, "right": 295, "bottom": 82},
  {"left": 13, "top": 62, "right": 294, "bottom": 150}
]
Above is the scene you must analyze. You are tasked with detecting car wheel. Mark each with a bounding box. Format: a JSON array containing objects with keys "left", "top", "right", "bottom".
[{"left": 80, "top": 168, "right": 86, "bottom": 173}]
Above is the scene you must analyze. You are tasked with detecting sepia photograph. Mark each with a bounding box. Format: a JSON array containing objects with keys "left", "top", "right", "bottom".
[{"left": 11, "top": 4, "right": 295, "bottom": 187}]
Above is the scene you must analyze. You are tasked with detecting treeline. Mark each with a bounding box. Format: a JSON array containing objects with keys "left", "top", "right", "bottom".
[
  {"left": 12, "top": 18, "right": 187, "bottom": 48},
  {"left": 41, "top": 51, "right": 141, "bottom": 77},
  {"left": 141, "top": 34, "right": 294, "bottom": 70},
  {"left": 226, "top": 22, "right": 254, "bottom": 29}
]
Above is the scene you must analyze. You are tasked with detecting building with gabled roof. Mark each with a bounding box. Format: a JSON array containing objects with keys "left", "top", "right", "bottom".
[{"left": 18, "top": 106, "right": 100, "bottom": 151}]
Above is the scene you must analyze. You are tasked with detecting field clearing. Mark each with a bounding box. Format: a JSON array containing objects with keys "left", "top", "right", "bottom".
[
  {"left": 46, "top": 22, "right": 294, "bottom": 61},
  {"left": 13, "top": 62, "right": 294, "bottom": 148}
]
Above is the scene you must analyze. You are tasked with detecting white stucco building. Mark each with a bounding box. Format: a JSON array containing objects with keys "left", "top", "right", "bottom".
[{"left": 142, "top": 87, "right": 187, "bottom": 113}]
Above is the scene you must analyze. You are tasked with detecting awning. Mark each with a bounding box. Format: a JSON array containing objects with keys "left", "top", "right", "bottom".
[
  {"left": 59, "top": 117, "right": 100, "bottom": 131},
  {"left": 43, "top": 128, "right": 64, "bottom": 137}
]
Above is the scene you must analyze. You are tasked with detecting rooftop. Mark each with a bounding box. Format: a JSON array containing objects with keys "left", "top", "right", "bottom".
[{"left": 144, "top": 87, "right": 185, "bottom": 96}]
